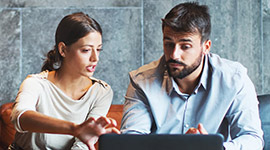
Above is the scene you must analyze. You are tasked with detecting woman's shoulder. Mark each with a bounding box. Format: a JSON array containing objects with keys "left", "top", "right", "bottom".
[
  {"left": 90, "top": 77, "right": 111, "bottom": 91},
  {"left": 22, "top": 71, "right": 49, "bottom": 86},
  {"left": 19, "top": 71, "right": 49, "bottom": 92},
  {"left": 86, "top": 77, "right": 113, "bottom": 103},
  {"left": 27, "top": 70, "right": 49, "bottom": 79}
]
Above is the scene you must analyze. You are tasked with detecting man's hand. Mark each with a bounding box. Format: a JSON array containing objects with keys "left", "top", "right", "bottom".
[
  {"left": 185, "top": 123, "right": 208, "bottom": 134},
  {"left": 73, "top": 116, "right": 120, "bottom": 150}
]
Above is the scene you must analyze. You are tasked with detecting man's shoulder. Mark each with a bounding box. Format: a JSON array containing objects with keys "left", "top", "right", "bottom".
[
  {"left": 205, "top": 53, "right": 255, "bottom": 102},
  {"left": 129, "top": 56, "right": 165, "bottom": 81},
  {"left": 207, "top": 53, "right": 250, "bottom": 91},
  {"left": 208, "top": 53, "right": 247, "bottom": 75}
]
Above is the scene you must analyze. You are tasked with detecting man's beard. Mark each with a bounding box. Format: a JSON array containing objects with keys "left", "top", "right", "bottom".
[{"left": 166, "top": 52, "right": 203, "bottom": 79}]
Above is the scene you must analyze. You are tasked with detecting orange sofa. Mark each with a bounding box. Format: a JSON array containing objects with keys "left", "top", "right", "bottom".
[{"left": 0, "top": 102, "right": 123, "bottom": 150}]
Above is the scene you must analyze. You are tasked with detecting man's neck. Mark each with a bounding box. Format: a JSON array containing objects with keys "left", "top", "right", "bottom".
[{"left": 174, "top": 59, "right": 204, "bottom": 95}]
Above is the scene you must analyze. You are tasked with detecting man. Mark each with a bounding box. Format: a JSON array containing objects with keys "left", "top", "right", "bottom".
[{"left": 120, "top": 2, "right": 264, "bottom": 150}]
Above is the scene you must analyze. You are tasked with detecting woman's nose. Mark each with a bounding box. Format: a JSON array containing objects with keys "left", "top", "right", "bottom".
[{"left": 90, "top": 50, "right": 99, "bottom": 62}]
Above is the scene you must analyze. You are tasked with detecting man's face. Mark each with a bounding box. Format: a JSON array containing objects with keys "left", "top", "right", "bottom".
[{"left": 163, "top": 26, "right": 210, "bottom": 79}]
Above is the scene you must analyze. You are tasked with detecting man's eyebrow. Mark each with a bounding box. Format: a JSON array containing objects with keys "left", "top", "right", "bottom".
[
  {"left": 163, "top": 36, "right": 172, "bottom": 41},
  {"left": 178, "top": 39, "right": 192, "bottom": 42},
  {"left": 163, "top": 36, "right": 192, "bottom": 42}
]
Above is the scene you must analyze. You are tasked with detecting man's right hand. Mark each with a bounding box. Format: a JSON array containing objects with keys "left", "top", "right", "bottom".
[{"left": 185, "top": 123, "right": 208, "bottom": 134}]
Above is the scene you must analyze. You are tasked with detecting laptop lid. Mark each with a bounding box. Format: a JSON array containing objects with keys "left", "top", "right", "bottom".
[{"left": 99, "top": 134, "right": 224, "bottom": 150}]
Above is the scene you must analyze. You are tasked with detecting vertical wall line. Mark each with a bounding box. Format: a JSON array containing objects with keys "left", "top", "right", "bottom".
[
  {"left": 141, "top": 0, "right": 144, "bottom": 66},
  {"left": 19, "top": 8, "right": 23, "bottom": 83},
  {"left": 260, "top": 0, "right": 264, "bottom": 94}
]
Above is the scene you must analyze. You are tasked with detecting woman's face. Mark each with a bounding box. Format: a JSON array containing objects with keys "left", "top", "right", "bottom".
[{"left": 62, "top": 31, "right": 102, "bottom": 77}]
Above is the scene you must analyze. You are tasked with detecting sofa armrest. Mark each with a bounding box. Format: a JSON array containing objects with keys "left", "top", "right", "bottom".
[{"left": 0, "top": 102, "right": 16, "bottom": 149}]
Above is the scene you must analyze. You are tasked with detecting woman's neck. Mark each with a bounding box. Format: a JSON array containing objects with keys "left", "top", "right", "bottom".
[{"left": 48, "top": 69, "right": 92, "bottom": 100}]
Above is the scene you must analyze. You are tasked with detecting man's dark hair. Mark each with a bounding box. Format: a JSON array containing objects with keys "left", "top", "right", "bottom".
[{"left": 162, "top": 2, "right": 211, "bottom": 43}]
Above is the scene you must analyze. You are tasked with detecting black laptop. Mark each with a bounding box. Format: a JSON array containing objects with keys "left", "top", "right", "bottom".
[{"left": 99, "top": 134, "right": 224, "bottom": 150}]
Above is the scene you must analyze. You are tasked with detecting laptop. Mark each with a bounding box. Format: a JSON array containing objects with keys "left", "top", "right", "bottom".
[{"left": 99, "top": 134, "right": 224, "bottom": 150}]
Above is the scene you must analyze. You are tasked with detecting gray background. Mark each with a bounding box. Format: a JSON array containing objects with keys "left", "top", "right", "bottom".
[{"left": 0, "top": 0, "right": 269, "bottom": 105}]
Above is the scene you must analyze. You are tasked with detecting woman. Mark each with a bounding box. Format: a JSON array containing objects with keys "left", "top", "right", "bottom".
[{"left": 10, "top": 12, "right": 119, "bottom": 150}]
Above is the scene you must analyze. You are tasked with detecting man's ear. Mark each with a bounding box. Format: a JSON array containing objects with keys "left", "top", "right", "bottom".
[
  {"left": 203, "top": 40, "right": 211, "bottom": 55},
  {"left": 58, "top": 42, "right": 66, "bottom": 57}
]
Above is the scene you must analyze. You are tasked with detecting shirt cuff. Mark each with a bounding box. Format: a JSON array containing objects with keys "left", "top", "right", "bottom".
[{"left": 15, "top": 110, "right": 29, "bottom": 133}]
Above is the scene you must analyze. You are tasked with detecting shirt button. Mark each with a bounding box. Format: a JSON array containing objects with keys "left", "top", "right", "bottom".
[{"left": 185, "top": 124, "right": 189, "bottom": 128}]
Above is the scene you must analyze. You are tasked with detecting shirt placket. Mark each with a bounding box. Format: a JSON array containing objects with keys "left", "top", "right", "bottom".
[{"left": 182, "top": 96, "right": 192, "bottom": 133}]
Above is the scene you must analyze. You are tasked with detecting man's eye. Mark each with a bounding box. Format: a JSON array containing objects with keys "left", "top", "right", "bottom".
[{"left": 181, "top": 45, "right": 191, "bottom": 50}]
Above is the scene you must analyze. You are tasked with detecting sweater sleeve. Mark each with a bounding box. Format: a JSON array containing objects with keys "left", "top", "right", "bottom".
[
  {"left": 71, "top": 80, "right": 113, "bottom": 149},
  {"left": 11, "top": 76, "right": 42, "bottom": 133},
  {"left": 87, "top": 81, "right": 113, "bottom": 119}
]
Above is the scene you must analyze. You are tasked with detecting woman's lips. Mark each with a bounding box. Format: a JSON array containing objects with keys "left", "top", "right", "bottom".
[{"left": 86, "top": 65, "right": 96, "bottom": 72}]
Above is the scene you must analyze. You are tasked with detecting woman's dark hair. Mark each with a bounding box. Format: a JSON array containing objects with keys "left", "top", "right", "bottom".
[
  {"left": 41, "top": 12, "right": 102, "bottom": 71},
  {"left": 162, "top": 2, "right": 211, "bottom": 43}
]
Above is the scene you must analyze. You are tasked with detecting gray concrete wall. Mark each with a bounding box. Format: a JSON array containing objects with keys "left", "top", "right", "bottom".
[{"left": 0, "top": 0, "right": 269, "bottom": 105}]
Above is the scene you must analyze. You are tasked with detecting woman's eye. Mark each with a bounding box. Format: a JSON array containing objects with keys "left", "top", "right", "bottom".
[
  {"left": 97, "top": 48, "right": 103, "bottom": 52},
  {"left": 82, "top": 49, "right": 90, "bottom": 52}
]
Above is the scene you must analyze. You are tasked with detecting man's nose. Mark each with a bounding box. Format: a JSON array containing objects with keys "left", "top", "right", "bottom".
[{"left": 170, "top": 44, "right": 182, "bottom": 59}]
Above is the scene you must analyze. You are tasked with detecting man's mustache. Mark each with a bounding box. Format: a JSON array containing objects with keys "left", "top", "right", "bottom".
[{"left": 166, "top": 59, "right": 187, "bottom": 66}]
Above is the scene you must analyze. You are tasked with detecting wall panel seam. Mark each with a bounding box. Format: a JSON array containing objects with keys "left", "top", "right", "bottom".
[
  {"left": 260, "top": 0, "right": 264, "bottom": 93},
  {"left": 141, "top": 0, "right": 144, "bottom": 66}
]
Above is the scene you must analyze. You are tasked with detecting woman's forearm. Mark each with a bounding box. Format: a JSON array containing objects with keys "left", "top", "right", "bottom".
[
  {"left": 19, "top": 110, "right": 76, "bottom": 136},
  {"left": 18, "top": 110, "right": 120, "bottom": 149}
]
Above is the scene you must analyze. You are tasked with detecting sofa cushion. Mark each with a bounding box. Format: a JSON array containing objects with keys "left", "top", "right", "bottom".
[{"left": 106, "top": 105, "right": 123, "bottom": 130}]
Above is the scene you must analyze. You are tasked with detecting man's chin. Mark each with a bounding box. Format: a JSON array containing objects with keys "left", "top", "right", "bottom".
[
  {"left": 168, "top": 68, "right": 190, "bottom": 79},
  {"left": 168, "top": 69, "right": 180, "bottom": 78}
]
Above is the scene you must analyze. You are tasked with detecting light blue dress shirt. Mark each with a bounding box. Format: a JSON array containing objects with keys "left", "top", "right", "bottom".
[{"left": 120, "top": 53, "right": 264, "bottom": 150}]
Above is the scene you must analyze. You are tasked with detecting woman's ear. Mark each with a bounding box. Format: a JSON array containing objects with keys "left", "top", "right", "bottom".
[
  {"left": 202, "top": 40, "right": 211, "bottom": 55},
  {"left": 58, "top": 42, "right": 66, "bottom": 57}
]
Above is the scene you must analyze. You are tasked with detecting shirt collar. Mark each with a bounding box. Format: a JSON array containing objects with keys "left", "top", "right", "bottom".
[{"left": 199, "top": 54, "right": 209, "bottom": 91}]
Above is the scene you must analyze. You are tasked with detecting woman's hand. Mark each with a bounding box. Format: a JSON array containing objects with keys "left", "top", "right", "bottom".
[{"left": 73, "top": 116, "right": 120, "bottom": 150}]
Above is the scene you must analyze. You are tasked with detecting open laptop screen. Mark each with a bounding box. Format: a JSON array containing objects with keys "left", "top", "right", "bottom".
[{"left": 99, "top": 134, "right": 224, "bottom": 150}]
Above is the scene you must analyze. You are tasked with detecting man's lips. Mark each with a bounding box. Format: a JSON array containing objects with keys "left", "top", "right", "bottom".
[
  {"left": 167, "top": 59, "right": 186, "bottom": 68},
  {"left": 169, "top": 63, "right": 183, "bottom": 67},
  {"left": 86, "top": 65, "right": 96, "bottom": 72}
]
